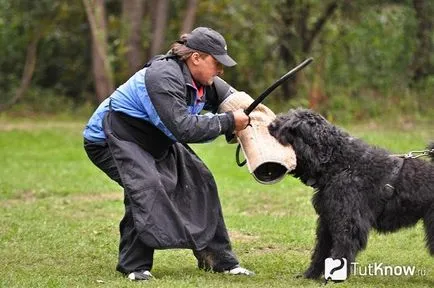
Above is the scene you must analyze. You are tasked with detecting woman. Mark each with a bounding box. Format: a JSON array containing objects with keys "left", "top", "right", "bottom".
[{"left": 83, "top": 27, "right": 253, "bottom": 281}]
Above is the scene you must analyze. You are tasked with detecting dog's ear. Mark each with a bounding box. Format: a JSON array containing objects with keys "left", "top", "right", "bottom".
[
  {"left": 316, "top": 125, "right": 340, "bottom": 164},
  {"left": 268, "top": 120, "right": 296, "bottom": 145},
  {"left": 269, "top": 113, "right": 299, "bottom": 144}
]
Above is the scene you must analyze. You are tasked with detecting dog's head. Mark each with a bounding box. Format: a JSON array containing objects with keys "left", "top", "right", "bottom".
[
  {"left": 268, "top": 108, "right": 346, "bottom": 180},
  {"left": 269, "top": 108, "right": 337, "bottom": 148}
]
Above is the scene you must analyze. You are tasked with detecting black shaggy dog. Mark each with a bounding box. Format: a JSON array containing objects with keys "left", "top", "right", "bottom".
[{"left": 268, "top": 108, "right": 434, "bottom": 279}]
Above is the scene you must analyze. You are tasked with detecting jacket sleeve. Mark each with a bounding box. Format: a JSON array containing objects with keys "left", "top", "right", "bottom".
[
  {"left": 203, "top": 77, "right": 238, "bottom": 113},
  {"left": 145, "top": 64, "right": 235, "bottom": 143}
]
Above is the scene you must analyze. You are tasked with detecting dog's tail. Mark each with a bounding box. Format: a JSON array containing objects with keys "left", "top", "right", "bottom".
[{"left": 428, "top": 142, "right": 434, "bottom": 162}]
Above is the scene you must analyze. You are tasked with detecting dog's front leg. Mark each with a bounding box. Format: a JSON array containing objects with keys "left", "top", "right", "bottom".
[
  {"left": 304, "top": 217, "right": 332, "bottom": 279},
  {"left": 322, "top": 182, "right": 370, "bottom": 279},
  {"left": 327, "top": 212, "right": 367, "bottom": 278}
]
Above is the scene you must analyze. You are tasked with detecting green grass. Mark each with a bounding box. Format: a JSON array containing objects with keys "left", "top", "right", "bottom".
[{"left": 1, "top": 117, "right": 433, "bottom": 287}]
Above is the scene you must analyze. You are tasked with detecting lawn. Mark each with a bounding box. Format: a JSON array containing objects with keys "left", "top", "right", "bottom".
[{"left": 0, "top": 117, "right": 433, "bottom": 287}]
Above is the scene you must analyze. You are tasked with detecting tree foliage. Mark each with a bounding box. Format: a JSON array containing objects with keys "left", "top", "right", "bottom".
[{"left": 0, "top": 0, "right": 432, "bottom": 120}]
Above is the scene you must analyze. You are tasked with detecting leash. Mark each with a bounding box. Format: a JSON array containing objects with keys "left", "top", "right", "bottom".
[{"left": 391, "top": 148, "right": 434, "bottom": 159}]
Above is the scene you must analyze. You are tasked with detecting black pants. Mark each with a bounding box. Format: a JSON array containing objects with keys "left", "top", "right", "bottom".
[{"left": 83, "top": 139, "right": 239, "bottom": 273}]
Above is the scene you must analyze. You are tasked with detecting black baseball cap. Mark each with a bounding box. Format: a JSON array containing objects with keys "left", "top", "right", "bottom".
[{"left": 185, "top": 27, "right": 237, "bottom": 67}]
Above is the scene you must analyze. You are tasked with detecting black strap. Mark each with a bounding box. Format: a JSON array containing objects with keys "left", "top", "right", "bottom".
[
  {"left": 382, "top": 157, "right": 404, "bottom": 198},
  {"left": 235, "top": 144, "right": 247, "bottom": 167}
]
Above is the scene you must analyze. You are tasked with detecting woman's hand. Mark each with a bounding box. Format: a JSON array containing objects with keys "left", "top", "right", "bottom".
[{"left": 232, "top": 109, "right": 250, "bottom": 131}]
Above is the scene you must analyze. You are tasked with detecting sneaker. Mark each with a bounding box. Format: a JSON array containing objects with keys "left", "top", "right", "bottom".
[
  {"left": 127, "top": 270, "right": 153, "bottom": 281},
  {"left": 224, "top": 265, "right": 255, "bottom": 276}
]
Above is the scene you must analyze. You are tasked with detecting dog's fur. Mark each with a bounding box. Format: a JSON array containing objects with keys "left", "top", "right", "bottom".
[{"left": 268, "top": 108, "right": 434, "bottom": 279}]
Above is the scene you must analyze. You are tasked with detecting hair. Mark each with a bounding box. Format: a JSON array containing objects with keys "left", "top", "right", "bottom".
[{"left": 169, "top": 33, "right": 208, "bottom": 61}]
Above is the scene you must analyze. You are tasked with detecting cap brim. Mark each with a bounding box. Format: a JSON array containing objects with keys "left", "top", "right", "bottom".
[{"left": 213, "top": 54, "right": 237, "bottom": 67}]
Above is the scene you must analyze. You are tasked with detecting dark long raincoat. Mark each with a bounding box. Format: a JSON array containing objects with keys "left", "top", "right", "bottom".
[{"left": 84, "top": 54, "right": 240, "bottom": 273}]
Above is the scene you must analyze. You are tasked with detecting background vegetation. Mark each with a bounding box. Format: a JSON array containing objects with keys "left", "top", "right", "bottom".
[{"left": 0, "top": 0, "right": 433, "bottom": 122}]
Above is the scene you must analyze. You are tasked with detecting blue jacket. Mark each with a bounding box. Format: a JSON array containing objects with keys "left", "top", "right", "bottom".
[{"left": 83, "top": 55, "right": 236, "bottom": 143}]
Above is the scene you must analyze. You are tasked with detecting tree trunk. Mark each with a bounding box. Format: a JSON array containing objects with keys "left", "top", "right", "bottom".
[
  {"left": 410, "top": 0, "right": 434, "bottom": 82},
  {"left": 309, "top": 55, "right": 327, "bottom": 110},
  {"left": 0, "top": 30, "right": 42, "bottom": 112},
  {"left": 122, "top": 0, "right": 145, "bottom": 75},
  {"left": 83, "top": 0, "right": 114, "bottom": 104},
  {"left": 149, "top": 0, "right": 169, "bottom": 56},
  {"left": 180, "top": 0, "right": 198, "bottom": 34},
  {"left": 302, "top": 1, "right": 338, "bottom": 53},
  {"left": 276, "top": 0, "right": 338, "bottom": 100},
  {"left": 279, "top": 41, "right": 298, "bottom": 99},
  {"left": 276, "top": 0, "right": 300, "bottom": 99}
]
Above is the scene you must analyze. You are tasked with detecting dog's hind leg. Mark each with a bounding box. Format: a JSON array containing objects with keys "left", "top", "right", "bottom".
[
  {"left": 304, "top": 218, "right": 332, "bottom": 279},
  {"left": 423, "top": 206, "right": 434, "bottom": 255}
]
